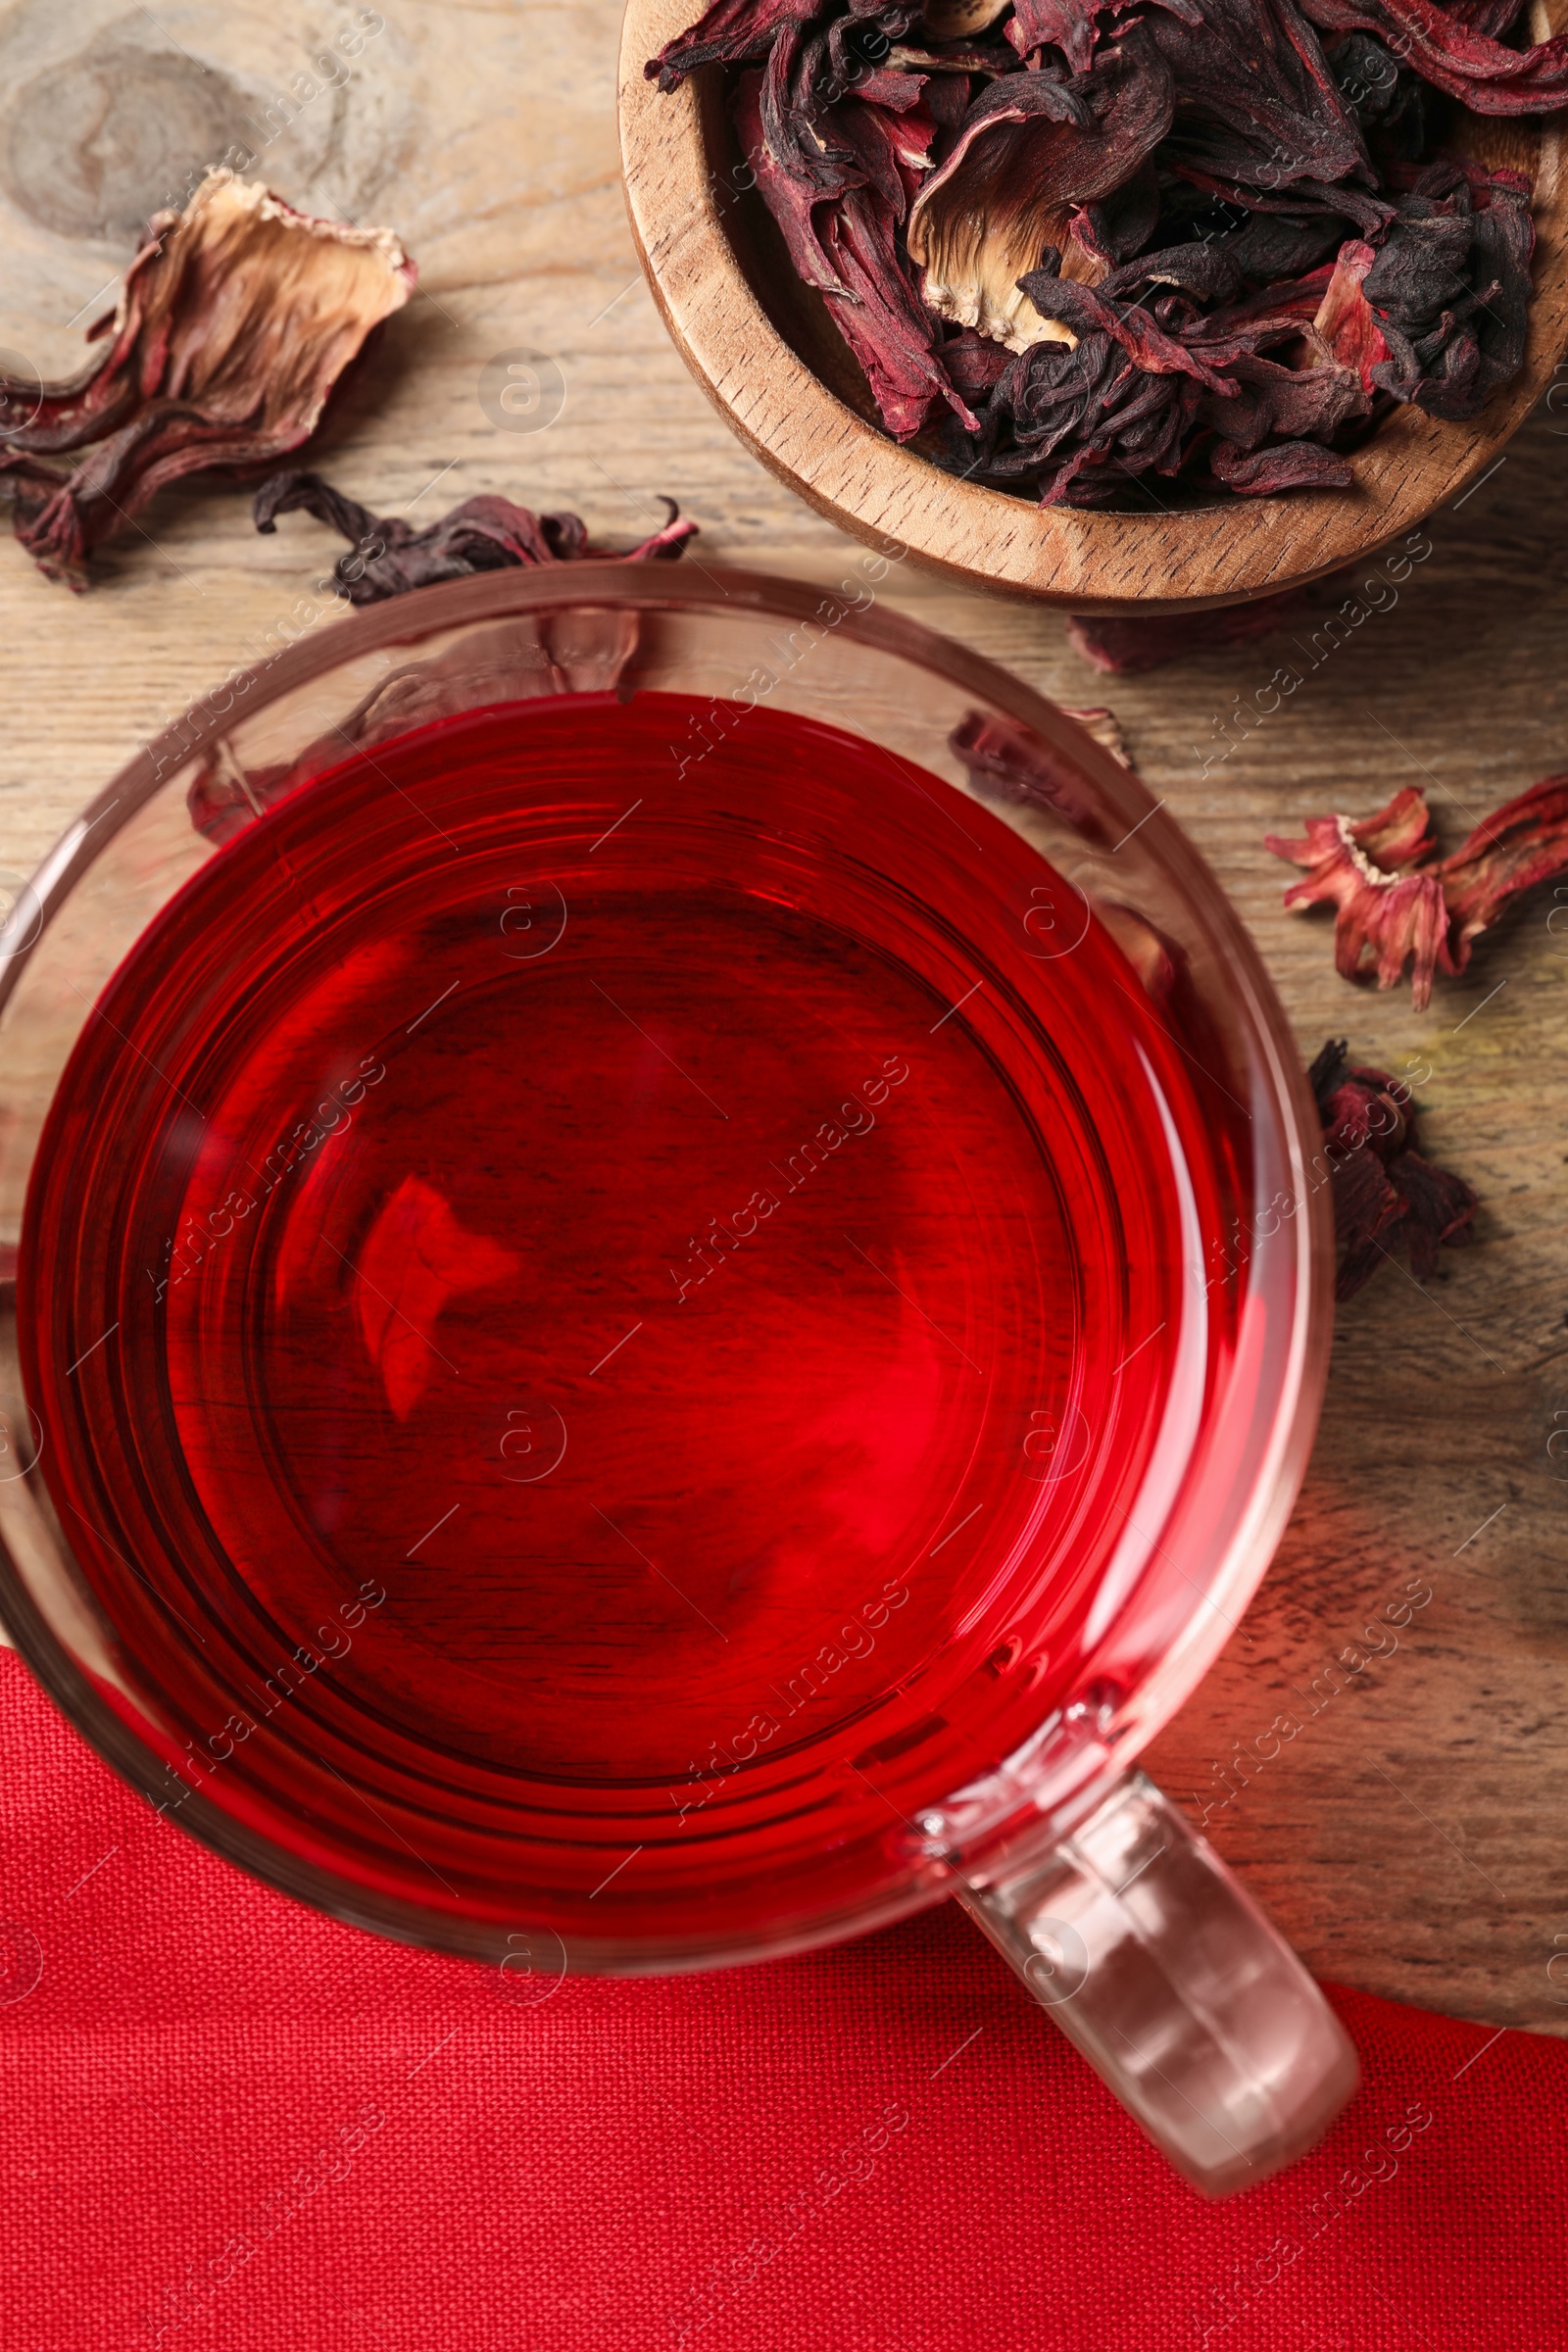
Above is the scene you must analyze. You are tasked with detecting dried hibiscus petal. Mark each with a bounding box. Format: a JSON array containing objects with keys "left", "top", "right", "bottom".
[
  {"left": 1312, "top": 238, "right": 1389, "bottom": 386},
  {"left": 1208, "top": 436, "right": 1353, "bottom": 490},
  {"left": 961, "top": 329, "right": 1194, "bottom": 504},
  {"left": 1266, "top": 786, "right": 1451, "bottom": 1005},
  {"left": 1073, "top": 162, "right": 1165, "bottom": 265},
  {"left": 735, "top": 70, "right": 977, "bottom": 437},
  {"left": 1297, "top": 0, "right": 1568, "bottom": 113},
  {"left": 1356, "top": 171, "right": 1535, "bottom": 417},
  {"left": 942, "top": 326, "right": 1015, "bottom": 397},
  {"left": 1149, "top": 0, "right": 1377, "bottom": 214},
  {"left": 1269, "top": 775, "right": 1568, "bottom": 1005},
  {"left": 1010, "top": 0, "right": 1107, "bottom": 74},
  {"left": 649, "top": 0, "right": 1550, "bottom": 502},
  {"left": 1332, "top": 32, "right": 1430, "bottom": 159},
  {"left": 1440, "top": 774, "right": 1568, "bottom": 971},
  {"left": 0, "top": 170, "right": 414, "bottom": 590},
  {"left": 907, "top": 30, "right": 1174, "bottom": 350},
  {"left": 252, "top": 469, "right": 697, "bottom": 604},
  {"left": 1308, "top": 1038, "right": 1478, "bottom": 1298},
  {"left": 1013, "top": 263, "right": 1235, "bottom": 387},
  {"left": 646, "top": 0, "right": 828, "bottom": 88}
]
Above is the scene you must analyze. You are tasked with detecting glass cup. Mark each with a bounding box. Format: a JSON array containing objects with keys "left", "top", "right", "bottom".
[{"left": 0, "top": 564, "right": 1353, "bottom": 2194}]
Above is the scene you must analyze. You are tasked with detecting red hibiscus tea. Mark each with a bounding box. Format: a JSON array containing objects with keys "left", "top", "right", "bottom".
[{"left": 19, "top": 695, "right": 1239, "bottom": 1947}]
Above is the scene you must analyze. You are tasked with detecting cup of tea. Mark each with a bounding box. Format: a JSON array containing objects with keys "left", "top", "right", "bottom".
[{"left": 0, "top": 564, "right": 1354, "bottom": 2194}]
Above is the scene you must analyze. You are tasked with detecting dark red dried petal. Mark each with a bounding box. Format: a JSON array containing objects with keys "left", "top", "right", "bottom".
[
  {"left": 1010, "top": 0, "right": 1115, "bottom": 73},
  {"left": 646, "top": 0, "right": 825, "bottom": 88},
  {"left": 1386, "top": 1149, "right": 1479, "bottom": 1276},
  {"left": 1326, "top": 1130, "right": 1404, "bottom": 1295},
  {"left": 1439, "top": 774, "right": 1568, "bottom": 969},
  {"left": 907, "top": 34, "right": 1173, "bottom": 347},
  {"left": 1317, "top": 1071, "right": 1409, "bottom": 1165},
  {"left": 1221, "top": 212, "right": 1348, "bottom": 280},
  {"left": 1101, "top": 236, "right": 1245, "bottom": 305},
  {"left": 1266, "top": 788, "right": 1453, "bottom": 1006},
  {"left": 1358, "top": 170, "right": 1534, "bottom": 417},
  {"left": 1362, "top": 207, "right": 1472, "bottom": 331},
  {"left": 1298, "top": 0, "right": 1568, "bottom": 111},
  {"left": 1209, "top": 349, "right": 1368, "bottom": 444},
  {"left": 1010, "top": 0, "right": 1210, "bottom": 72},
  {"left": 1073, "top": 162, "right": 1165, "bottom": 264},
  {"left": 826, "top": 184, "right": 985, "bottom": 435},
  {"left": 1196, "top": 262, "right": 1340, "bottom": 335},
  {"left": 1015, "top": 266, "right": 1238, "bottom": 388},
  {"left": 735, "top": 73, "right": 976, "bottom": 439},
  {"left": 971, "top": 330, "right": 1201, "bottom": 503},
  {"left": 251, "top": 471, "right": 696, "bottom": 606},
  {"left": 1464, "top": 172, "right": 1535, "bottom": 399},
  {"left": 1150, "top": 0, "right": 1374, "bottom": 208},
  {"left": 942, "top": 327, "right": 1015, "bottom": 397},
  {"left": 1208, "top": 436, "right": 1353, "bottom": 490},
  {"left": 1306, "top": 1038, "right": 1478, "bottom": 1298}
]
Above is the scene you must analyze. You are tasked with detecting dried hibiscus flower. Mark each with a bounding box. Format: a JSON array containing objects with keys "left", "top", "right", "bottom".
[
  {"left": 1267, "top": 773, "right": 1568, "bottom": 1006},
  {"left": 190, "top": 489, "right": 698, "bottom": 848},
  {"left": 1308, "top": 1038, "right": 1477, "bottom": 1298},
  {"left": 649, "top": 0, "right": 1554, "bottom": 506},
  {"left": 906, "top": 28, "right": 1175, "bottom": 350},
  {"left": 734, "top": 70, "right": 977, "bottom": 440},
  {"left": 0, "top": 170, "right": 415, "bottom": 590},
  {"left": 1298, "top": 0, "right": 1568, "bottom": 113},
  {"left": 252, "top": 470, "right": 697, "bottom": 603}
]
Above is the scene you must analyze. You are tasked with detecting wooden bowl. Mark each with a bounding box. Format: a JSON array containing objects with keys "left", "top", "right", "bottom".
[{"left": 618, "top": 0, "right": 1568, "bottom": 612}]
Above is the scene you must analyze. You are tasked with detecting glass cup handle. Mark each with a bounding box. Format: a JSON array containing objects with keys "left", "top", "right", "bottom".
[{"left": 954, "top": 1770, "right": 1359, "bottom": 2196}]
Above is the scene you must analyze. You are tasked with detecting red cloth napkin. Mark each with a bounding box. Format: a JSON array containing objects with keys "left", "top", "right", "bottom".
[{"left": 1, "top": 1649, "right": 1561, "bottom": 2351}]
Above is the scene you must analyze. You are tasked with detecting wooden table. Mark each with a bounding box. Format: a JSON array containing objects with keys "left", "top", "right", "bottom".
[{"left": 0, "top": 0, "right": 1562, "bottom": 2034}]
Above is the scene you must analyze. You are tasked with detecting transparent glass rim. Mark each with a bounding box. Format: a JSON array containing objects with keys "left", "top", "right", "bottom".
[{"left": 0, "top": 564, "right": 1334, "bottom": 1973}]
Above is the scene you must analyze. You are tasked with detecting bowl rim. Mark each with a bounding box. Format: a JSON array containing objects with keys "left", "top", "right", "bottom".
[
  {"left": 618, "top": 0, "right": 1568, "bottom": 613},
  {"left": 0, "top": 561, "right": 1334, "bottom": 1972}
]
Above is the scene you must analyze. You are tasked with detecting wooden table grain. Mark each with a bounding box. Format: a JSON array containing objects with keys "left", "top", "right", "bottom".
[{"left": 0, "top": 0, "right": 1562, "bottom": 2034}]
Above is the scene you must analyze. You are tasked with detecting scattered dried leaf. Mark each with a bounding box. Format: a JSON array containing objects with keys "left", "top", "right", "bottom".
[
  {"left": 252, "top": 469, "right": 697, "bottom": 603},
  {"left": 1267, "top": 774, "right": 1568, "bottom": 1005},
  {"left": 1308, "top": 1038, "right": 1478, "bottom": 1298},
  {"left": 0, "top": 170, "right": 415, "bottom": 589}
]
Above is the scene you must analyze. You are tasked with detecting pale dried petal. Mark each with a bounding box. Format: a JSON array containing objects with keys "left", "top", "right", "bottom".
[
  {"left": 0, "top": 170, "right": 415, "bottom": 588},
  {"left": 1311, "top": 237, "right": 1389, "bottom": 388},
  {"left": 922, "top": 0, "right": 1012, "bottom": 30},
  {"left": 907, "top": 32, "right": 1172, "bottom": 350}
]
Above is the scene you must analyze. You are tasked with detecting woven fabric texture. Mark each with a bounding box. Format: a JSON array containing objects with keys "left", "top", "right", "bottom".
[{"left": 0, "top": 1652, "right": 1562, "bottom": 2351}]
